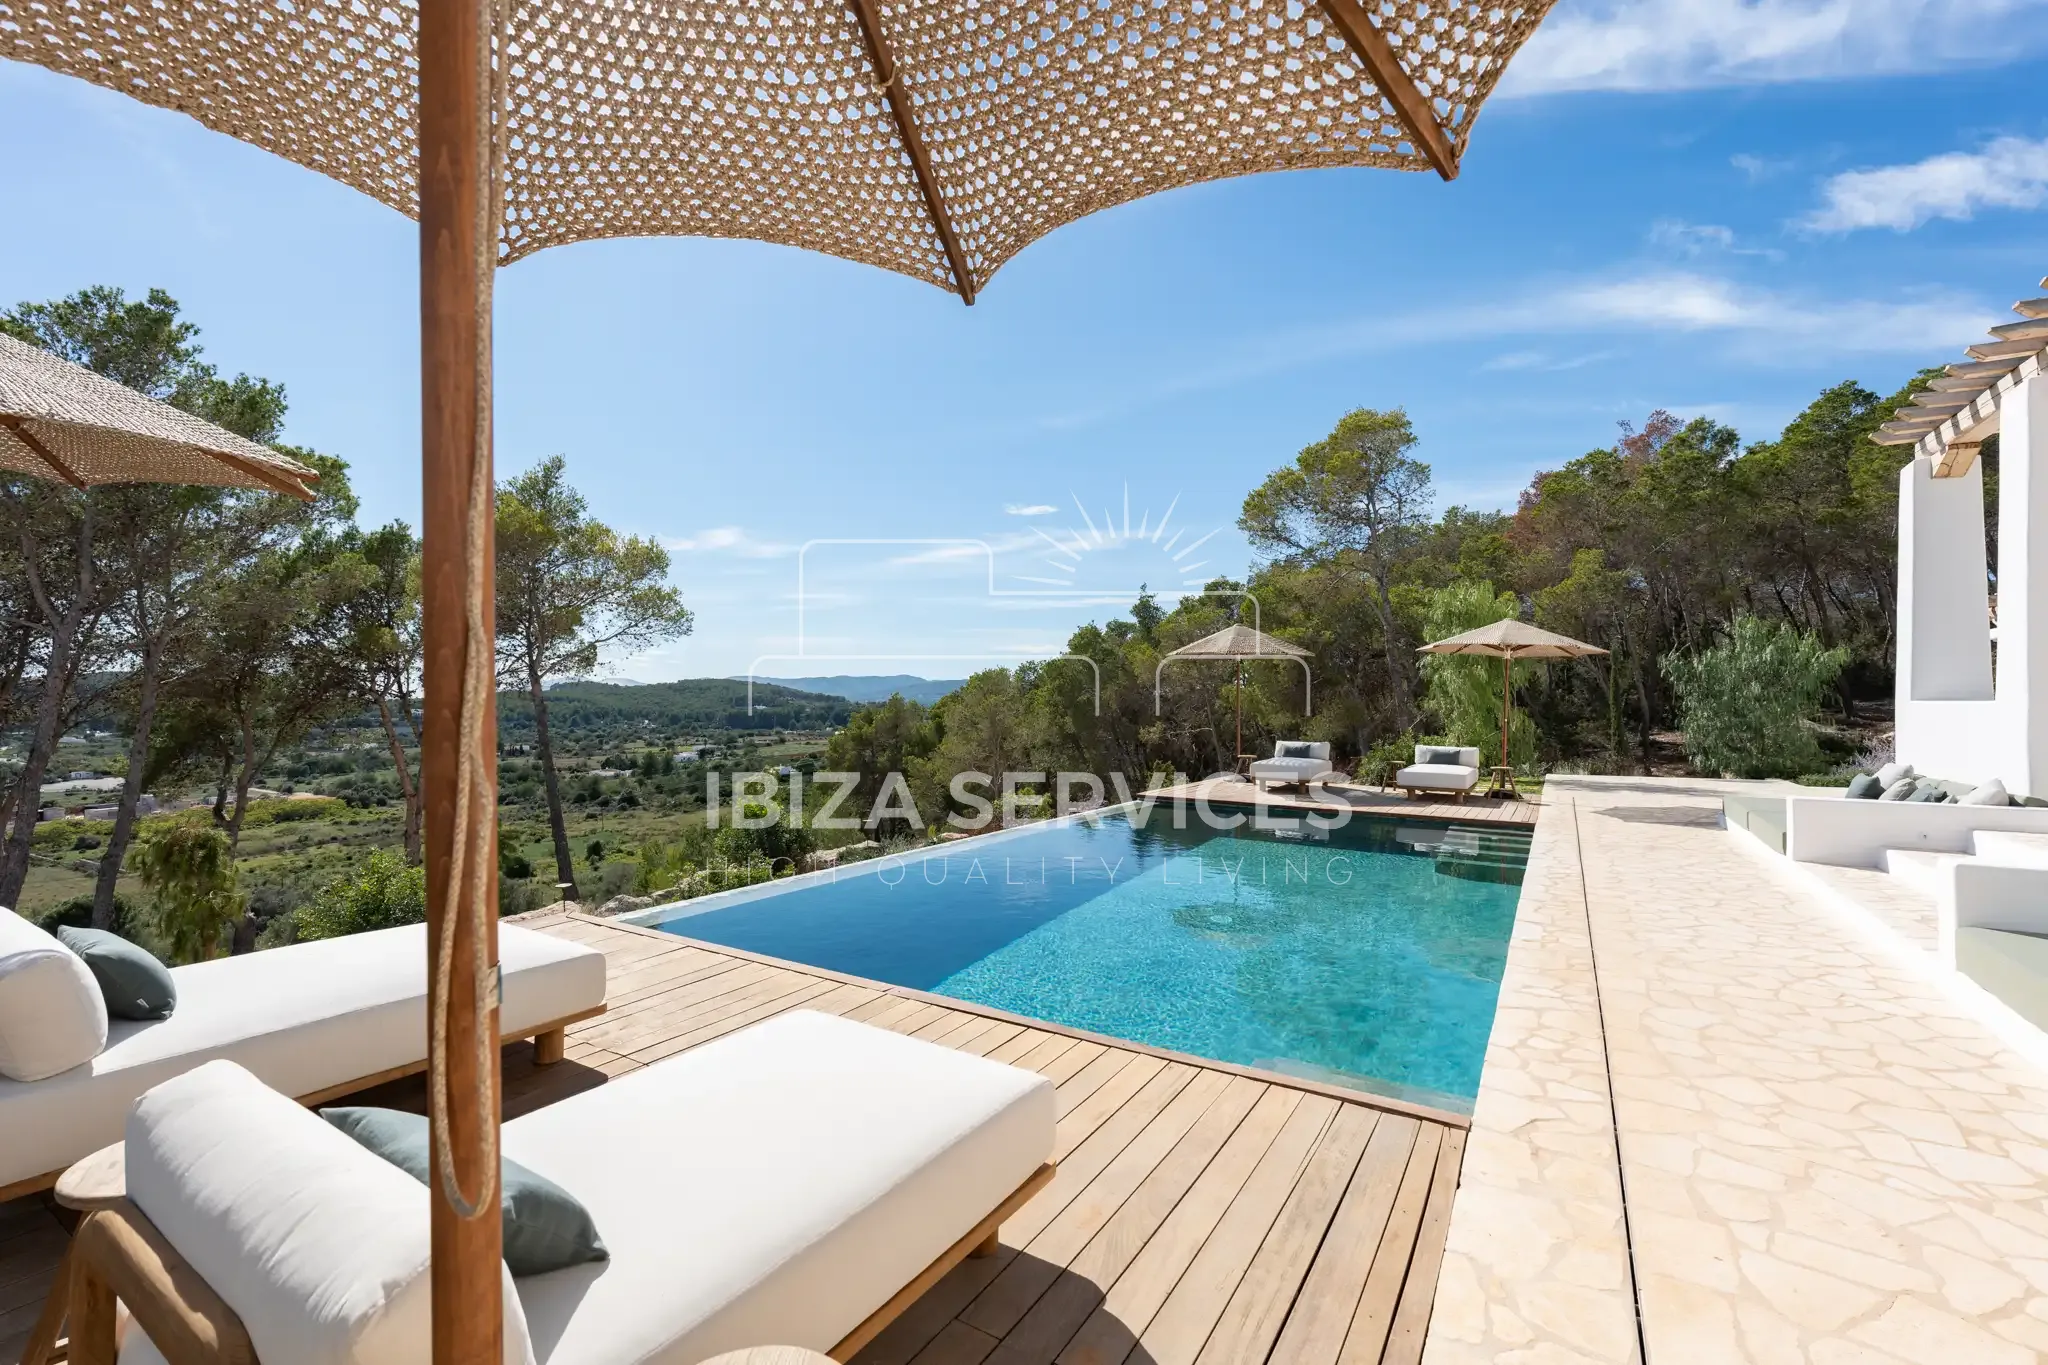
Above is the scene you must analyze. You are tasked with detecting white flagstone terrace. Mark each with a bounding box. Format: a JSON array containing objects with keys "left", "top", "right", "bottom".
[{"left": 1428, "top": 774, "right": 2048, "bottom": 1365}]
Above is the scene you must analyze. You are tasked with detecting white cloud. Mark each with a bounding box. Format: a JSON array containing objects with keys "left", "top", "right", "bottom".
[
  {"left": 1646, "top": 220, "right": 1788, "bottom": 262},
  {"left": 1004, "top": 503, "right": 1058, "bottom": 516},
  {"left": 1731, "top": 153, "right": 1796, "bottom": 182},
  {"left": 1649, "top": 220, "right": 1735, "bottom": 253},
  {"left": 1502, "top": 0, "right": 2048, "bottom": 95},
  {"left": 1502, "top": 272, "right": 1991, "bottom": 352},
  {"left": 1479, "top": 348, "right": 1619, "bottom": 372},
  {"left": 1801, "top": 135, "right": 2048, "bottom": 232},
  {"left": 665, "top": 526, "right": 795, "bottom": 558},
  {"left": 1020, "top": 271, "right": 1996, "bottom": 435}
]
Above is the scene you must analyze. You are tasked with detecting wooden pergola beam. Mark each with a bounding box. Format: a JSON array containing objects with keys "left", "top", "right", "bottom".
[
  {"left": 1315, "top": 0, "right": 1459, "bottom": 181},
  {"left": 1935, "top": 440, "right": 1983, "bottom": 479},
  {"left": 1, "top": 415, "right": 88, "bottom": 489},
  {"left": 1966, "top": 336, "right": 2046, "bottom": 361},
  {"left": 846, "top": 0, "right": 977, "bottom": 304}
]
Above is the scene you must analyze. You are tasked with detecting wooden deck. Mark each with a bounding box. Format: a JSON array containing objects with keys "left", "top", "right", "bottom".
[
  {"left": 1167, "top": 778, "right": 1539, "bottom": 829},
  {"left": 0, "top": 915, "right": 1468, "bottom": 1365}
]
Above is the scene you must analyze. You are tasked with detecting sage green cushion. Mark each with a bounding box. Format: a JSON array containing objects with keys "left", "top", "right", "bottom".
[
  {"left": 1844, "top": 773, "right": 1883, "bottom": 800},
  {"left": 321, "top": 1106, "right": 607, "bottom": 1276},
  {"left": 56, "top": 925, "right": 174, "bottom": 1021},
  {"left": 1906, "top": 781, "right": 1951, "bottom": 803}
]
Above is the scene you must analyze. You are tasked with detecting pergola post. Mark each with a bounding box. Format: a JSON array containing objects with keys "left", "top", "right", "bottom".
[{"left": 418, "top": 0, "right": 504, "bottom": 1358}]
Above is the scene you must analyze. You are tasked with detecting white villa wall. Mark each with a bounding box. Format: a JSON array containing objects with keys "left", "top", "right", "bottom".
[{"left": 1897, "top": 371, "right": 2048, "bottom": 794}]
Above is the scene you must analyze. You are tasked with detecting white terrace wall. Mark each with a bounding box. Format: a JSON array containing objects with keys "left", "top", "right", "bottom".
[{"left": 1898, "top": 370, "right": 2048, "bottom": 794}]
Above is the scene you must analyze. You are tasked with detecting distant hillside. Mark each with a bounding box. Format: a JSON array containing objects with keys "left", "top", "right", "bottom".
[
  {"left": 501, "top": 679, "right": 852, "bottom": 738},
  {"left": 737, "top": 675, "right": 965, "bottom": 705}
]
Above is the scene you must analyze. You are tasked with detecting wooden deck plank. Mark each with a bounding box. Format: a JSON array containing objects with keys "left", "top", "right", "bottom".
[
  {"left": 1270, "top": 1114, "right": 1422, "bottom": 1365},
  {"left": 977, "top": 1075, "right": 1267, "bottom": 1365},
  {"left": 0, "top": 917, "right": 1472, "bottom": 1365},
  {"left": 1052, "top": 1049, "right": 1145, "bottom": 1122},
  {"left": 909, "top": 1318, "right": 1003, "bottom": 1365},
  {"left": 1057, "top": 1085, "right": 1305, "bottom": 1365},
  {"left": 1193, "top": 1104, "right": 1380, "bottom": 1365},
  {"left": 1334, "top": 1123, "right": 1440, "bottom": 1365},
  {"left": 959, "top": 1021, "right": 1027, "bottom": 1058},
  {"left": 963, "top": 1064, "right": 1200, "bottom": 1335},
  {"left": 1126, "top": 1093, "right": 1339, "bottom": 1365},
  {"left": 970, "top": 1069, "right": 1239, "bottom": 1356},
  {"left": 1377, "top": 1130, "right": 1464, "bottom": 1365}
]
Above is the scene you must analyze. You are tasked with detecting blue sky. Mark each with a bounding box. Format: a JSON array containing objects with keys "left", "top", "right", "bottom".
[{"left": 6, "top": 0, "right": 2048, "bottom": 681}]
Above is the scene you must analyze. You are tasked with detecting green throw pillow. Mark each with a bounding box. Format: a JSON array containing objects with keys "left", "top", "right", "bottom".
[
  {"left": 57, "top": 926, "right": 175, "bottom": 1021},
  {"left": 321, "top": 1107, "right": 608, "bottom": 1276},
  {"left": 1844, "top": 773, "right": 1883, "bottom": 800},
  {"left": 1906, "top": 782, "right": 1950, "bottom": 804}
]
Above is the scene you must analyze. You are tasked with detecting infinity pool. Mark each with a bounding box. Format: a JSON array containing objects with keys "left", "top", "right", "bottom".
[{"left": 639, "top": 802, "right": 1529, "bottom": 1111}]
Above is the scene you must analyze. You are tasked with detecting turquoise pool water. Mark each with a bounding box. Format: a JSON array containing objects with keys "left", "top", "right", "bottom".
[{"left": 644, "top": 803, "right": 1529, "bottom": 1110}]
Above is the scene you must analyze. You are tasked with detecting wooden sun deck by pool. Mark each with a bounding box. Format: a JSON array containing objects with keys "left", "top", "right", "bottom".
[{"left": 1, "top": 914, "right": 1468, "bottom": 1365}]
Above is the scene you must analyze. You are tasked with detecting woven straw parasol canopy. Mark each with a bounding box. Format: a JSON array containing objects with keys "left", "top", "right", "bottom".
[
  {"left": 1166, "top": 622, "right": 1312, "bottom": 760},
  {"left": 0, "top": 333, "right": 318, "bottom": 499},
  {"left": 1418, "top": 616, "right": 1606, "bottom": 659},
  {"left": 1169, "top": 622, "right": 1313, "bottom": 659},
  {"left": 1420, "top": 616, "right": 1603, "bottom": 775},
  {"left": 0, "top": 0, "right": 1554, "bottom": 302}
]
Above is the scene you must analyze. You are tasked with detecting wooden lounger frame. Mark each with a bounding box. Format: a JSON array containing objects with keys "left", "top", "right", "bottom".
[
  {"left": 51, "top": 1162, "right": 1057, "bottom": 1365},
  {"left": 0, "top": 1005, "right": 604, "bottom": 1206}
]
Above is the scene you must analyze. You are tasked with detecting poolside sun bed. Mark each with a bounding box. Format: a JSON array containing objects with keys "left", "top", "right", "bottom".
[
  {"left": 1394, "top": 746, "right": 1482, "bottom": 800},
  {"left": 0, "top": 919, "right": 607, "bottom": 1201},
  {"left": 1248, "top": 741, "right": 1334, "bottom": 791},
  {"left": 61, "top": 1010, "right": 1057, "bottom": 1365}
]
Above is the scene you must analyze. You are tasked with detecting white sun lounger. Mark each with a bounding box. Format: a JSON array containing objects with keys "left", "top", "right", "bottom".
[
  {"left": 1394, "top": 746, "right": 1482, "bottom": 800},
  {"left": 0, "top": 921, "right": 607, "bottom": 1199},
  {"left": 1248, "top": 741, "right": 1334, "bottom": 790},
  {"left": 62, "top": 1010, "right": 1056, "bottom": 1365}
]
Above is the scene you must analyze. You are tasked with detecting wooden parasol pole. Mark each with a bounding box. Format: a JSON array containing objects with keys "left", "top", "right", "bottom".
[
  {"left": 419, "top": 0, "right": 504, "bottom": 1357},
  {"left": 1499, "top": 653, "right": 1511, "bottom": 770}
]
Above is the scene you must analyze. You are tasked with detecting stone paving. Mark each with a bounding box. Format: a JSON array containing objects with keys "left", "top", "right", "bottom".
[{"left": 1425, "top": 776, "right": 2048, "bottom": 1364}]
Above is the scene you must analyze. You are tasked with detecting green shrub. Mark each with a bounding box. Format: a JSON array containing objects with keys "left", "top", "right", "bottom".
[
  {"left": 240, "top": 796, "right": 348, "bottom": 827},
  {"left": 32, "top": 893, "right": 144, "bottom": 942},
  {"left": 130, "top": 823, "right": 246, "bottom": 963},
  {"left": 296, "top": 851, "right": 427, "bottom": 940},
  {"left": 1420, "top": 581, "right": 1537, "bottom": 770},
  {"left": 1663, "top": 617, "right": 1849, "bottom": 779}
]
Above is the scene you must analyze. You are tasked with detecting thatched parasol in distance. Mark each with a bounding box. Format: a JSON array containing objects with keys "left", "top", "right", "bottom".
[
  {"left": 2, "top": 0, "right": 1565, "bottom": 1350},
  {"left": 1164, "top": 623, "right": 1312, "bottom": 768},
  {"left": 1418, "top": 617, "right": 1606, "bottom": 773}
]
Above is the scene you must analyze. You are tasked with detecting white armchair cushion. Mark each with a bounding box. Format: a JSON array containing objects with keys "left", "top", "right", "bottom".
[
  {"left": 0, "top": 907, "right": 107, "bottom": 1081},
  {"left": 502, "top": 1010, "right": 1056, "bottom": 1365},
  {"left": 1395, "top": 764, "right": 1480, "bottom": 792},
  {"left": 0, "top": 922, "right": 605, "bottom": 1191},
  {"left": 125, "top": 1059, "right": 534, "bottom": 1365}
]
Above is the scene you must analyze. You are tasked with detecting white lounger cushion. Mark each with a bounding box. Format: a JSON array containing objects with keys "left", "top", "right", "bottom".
[
  {"left": 1396, "top": 763, "right": 1480, "bottom": 792},
  {"left": 122, "top": 1059, "right": 533, "bottom": 1365},
  {"left": 1248, "top": 757, "right": 1332, "bottom": 782},
  {"left": 502, "top": 1009, "right": 1056, "bottom": 1365},
  {"left": 0, "top": 908, "right": 107, "bottom": 1082},
  {"left": 0, "top": 922, "right": 605, "bottom": 1190}
]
